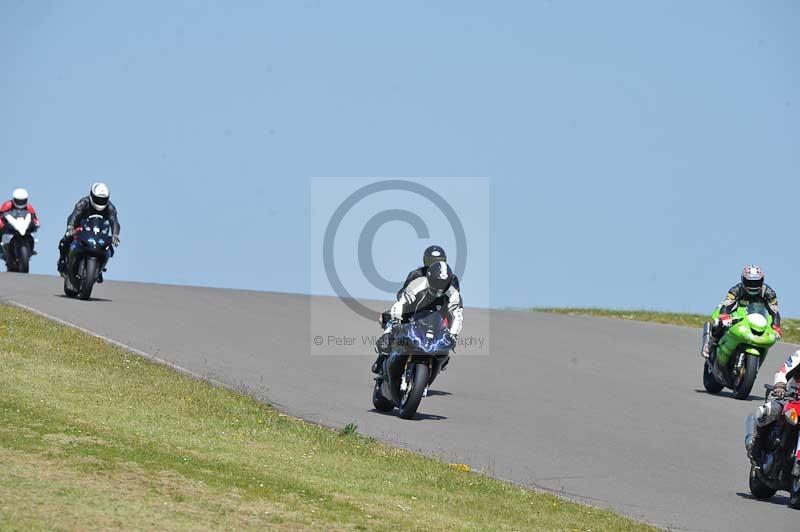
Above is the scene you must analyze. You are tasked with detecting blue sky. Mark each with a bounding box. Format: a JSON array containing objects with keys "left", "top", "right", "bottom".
[{"left": 1, "top": 1, "right": 798, "bottom": 314}]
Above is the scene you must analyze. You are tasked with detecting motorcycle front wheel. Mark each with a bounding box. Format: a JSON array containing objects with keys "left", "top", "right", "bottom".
[
  {"left": 398, "top": 362, "right": 429, "bottom": 420},
  {"left": 15, "top": 242, "right": 30, "bottom": 273},
  {"left": 78, "top": 258, "right": 98, "bottom": 300},
  {"left": 733, "top": 354, "right": 759, "bottom": 400}
]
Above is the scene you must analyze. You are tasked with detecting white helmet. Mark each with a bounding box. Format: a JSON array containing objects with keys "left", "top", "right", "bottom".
[
  {"left": 90, "top": 182, "right": 110, "bottom": 211},
  {"left": 12, "top": 188, "right": 28, "bottom": 209}
]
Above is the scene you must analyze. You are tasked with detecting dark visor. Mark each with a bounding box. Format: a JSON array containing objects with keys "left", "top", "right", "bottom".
[{"left": 92, "top": 195, "right": 109, "bottom": 206}]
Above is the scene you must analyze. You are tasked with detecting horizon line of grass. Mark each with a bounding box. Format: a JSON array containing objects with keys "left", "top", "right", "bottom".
[{"left": 532, "top": 307, "right": 800, "bottom": 344}]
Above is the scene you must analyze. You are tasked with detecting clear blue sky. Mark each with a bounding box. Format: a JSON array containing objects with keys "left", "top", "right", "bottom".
[{"left": 2, "top": 1, "right": 798, "bottom": 314}]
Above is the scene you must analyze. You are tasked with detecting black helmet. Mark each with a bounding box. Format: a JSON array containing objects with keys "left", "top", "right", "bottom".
[
  {"left": 426, "top": 261, "right": 453, "bottom": 297},
  {"left": 423, "top": 245, "right": 447, "bottom": 268}
]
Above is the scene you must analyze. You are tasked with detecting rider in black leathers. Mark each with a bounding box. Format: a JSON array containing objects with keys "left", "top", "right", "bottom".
[
  {"left": 703, "top": 265, "right": 781, "bottom": 360},
  {"left": 372, "top": 261, "right": 463, "bottom": 374},
  {"left": 57, "top": 183, "right": 121, "bottom": 281}
]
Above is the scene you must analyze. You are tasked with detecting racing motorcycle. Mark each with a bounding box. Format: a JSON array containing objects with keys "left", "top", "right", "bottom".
[
  {"left": 63, "top": 215, "right": 113, "bottom": 300},
  {"left": 701, "top": 302, "right": 778, "bottom": 399},
  {"left": 1, "top": 207, "right": 36, "bottom": 273},
  {"left": 372, "top": 308, "right": 454, "bottom": 419},
  {"left": 746, "top": 383, "right": 800, "bottom": 508}
]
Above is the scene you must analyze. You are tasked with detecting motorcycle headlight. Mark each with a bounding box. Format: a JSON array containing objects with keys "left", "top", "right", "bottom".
[{"left": 785, "top": 409, "right": 799, "bottom": 426}]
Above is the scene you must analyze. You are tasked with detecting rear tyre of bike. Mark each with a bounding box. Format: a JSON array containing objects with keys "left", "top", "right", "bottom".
[
  {"left": 789, "top": 469, "right": 800, "bottom": 509},
  {"left": 398, "top": 362, "right": 429, "bottom": 420},
  {"left": 63, "top": 274, "right": 78, "bottom": 298},
  {"left": 733, "top": 355, "right": 759, "bottom": 400},
  {"left": 16, "top": 243, "right": 30, "bottom": 274},
  {"left": 702, "top": 360, "right": 724, "bottom": 394},
  {"left": 749, "top": 464, "right": 777, "bottom": 500},
  {"left": 78, "top": 258, "right": 97, "bottom": 300},
  {"left": 372, "top": 379, "right": 394, "bottom": 412}
]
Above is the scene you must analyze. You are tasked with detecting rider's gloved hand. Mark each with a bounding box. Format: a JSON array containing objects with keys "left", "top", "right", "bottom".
[
  {"left": 65, "top": 226, "right": 74, "bottom": 237},
  {"left": 112, "top": 235, "right": 121, "bottom": 247},
  {"left": 771, "top": 382, "right": 787, "bottom": 399},
  {"left": 719, "top": 313, "right": 733, "bottom": 327},
  {"left": 773, "top": 324, "right": 782, "bottom": 338}
]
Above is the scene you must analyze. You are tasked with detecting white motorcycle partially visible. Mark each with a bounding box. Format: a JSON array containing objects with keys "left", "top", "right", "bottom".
[{"left": 2, "top": 208, "right": 37, "bottom": 273}]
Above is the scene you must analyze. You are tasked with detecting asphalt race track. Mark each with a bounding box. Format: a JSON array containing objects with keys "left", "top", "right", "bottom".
[{"left": 2, "top": 273, "right": 798, "bottom": 531}]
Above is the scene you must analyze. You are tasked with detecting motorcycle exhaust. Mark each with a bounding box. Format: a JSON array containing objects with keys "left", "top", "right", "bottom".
[
  {"left": 701, "top": 322, "right": 711, "bottom": 356},
  {"left": 756, "top": 401, "right": 782, "bottom": 427},
  {"left": 745, "top": 414, "right": 757, "bottom": 451}
]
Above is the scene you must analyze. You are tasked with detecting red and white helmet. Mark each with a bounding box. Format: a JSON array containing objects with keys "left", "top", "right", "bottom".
[
  {"left": 741, "top": 265, "right": 764, "bottom": 296},
  {"left": 12, "top": 188, "right": 28, "bottom": 209}
]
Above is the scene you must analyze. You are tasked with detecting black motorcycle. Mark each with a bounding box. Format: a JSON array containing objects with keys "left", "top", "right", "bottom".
[
  {"left": 2, "top": 207, "right": 36, "bottom": 273},
  {"left": 372, "top": 308, "right": 455, "bottom": 419},
  {"left": 746, "top": 383, "right": 800, "bottom": 508},
  {"left": 63, "top": 215, "right": 113, "bottom": 300}
]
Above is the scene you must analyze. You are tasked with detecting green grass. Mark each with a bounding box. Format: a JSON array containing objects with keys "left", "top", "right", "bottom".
[
  {"left": 0, "top": 304, "right": 656, "bottom": 531},
  {"left": 533, "top": 307, "right": 800, "bottom": 344}
]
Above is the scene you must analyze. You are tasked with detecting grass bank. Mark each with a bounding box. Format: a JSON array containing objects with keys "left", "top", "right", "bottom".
[
  {"left": 533, "top": 307, "right": 800, "bottom": 344},
  {"left": 0, "top": 304, "right": 656, "bottom": 531}
]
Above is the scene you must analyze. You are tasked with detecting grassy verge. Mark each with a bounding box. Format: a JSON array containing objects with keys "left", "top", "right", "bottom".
[
  {"left": 0, "top": 304, "right": 656, "bottom": 531},
  {"left": 533, "top": 307, "right": 800, "bottom": 344}
]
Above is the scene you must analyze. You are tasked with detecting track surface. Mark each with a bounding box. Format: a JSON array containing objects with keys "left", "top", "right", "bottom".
[{"left": 2, "top": 273, "right": 798, "bottom": 531}]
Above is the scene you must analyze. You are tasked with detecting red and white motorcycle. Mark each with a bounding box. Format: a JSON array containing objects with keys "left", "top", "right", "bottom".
[
  {"left": 1, "top": 207, "right": 37, "bottom": 273},
  {"left": 747, "top": 383, "right": 800, "bottom": 508}
]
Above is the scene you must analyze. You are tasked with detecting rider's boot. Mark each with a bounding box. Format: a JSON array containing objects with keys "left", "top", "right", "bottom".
[
  {"left": 57, "top": 241, "right": 67, "bottom": 277},
  {"left": 703, "top": 336, "right": 718, "bottom": 363},
  {"left": 371, "top": 356, "right": 386, "bottom": 374},
  {"left": 371, "top": 334, "right": 392, "bottom": 374}
]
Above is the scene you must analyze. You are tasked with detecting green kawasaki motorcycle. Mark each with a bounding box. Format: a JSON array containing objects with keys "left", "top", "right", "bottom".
[{"left": 701, "top": 302, "right": 778, "bottom": 399}]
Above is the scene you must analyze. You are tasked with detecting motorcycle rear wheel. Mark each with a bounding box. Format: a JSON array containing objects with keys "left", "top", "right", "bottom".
[
  {"left": 372, "top": 379, "right": 394, "bottom": 412},
  {"left": 63, "top": 275, "right": 78, "bottom": 298},
  {"left": 749, "top": 464, "right": 776, "bottom": 500},
  {"left": 702, "top": 360, "right": 724, "bottom": 394},
  {"left": 398, "top": 362, "right": 429, "bottom": 420}
]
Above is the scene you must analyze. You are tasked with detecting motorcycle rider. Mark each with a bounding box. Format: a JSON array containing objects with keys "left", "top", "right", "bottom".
[
  {"left": 371, "top": 260, "right": 463, "bottom": 374},
  {"left": 396, "top": 245, "right": 461, "bottom": 299},
  {"left": 379, "top": 245, "right": 462, "bottom": 327},
  {"left": 57, "top": 183, "right": 120, "bottom": 282},
  {"left": 0, "top": 188, "right": 40, "bottom": 259},
  {"left": 703, "top": 265, "right": 781, "bottom": 360},
  {"left": 746, "top": 349, "right": 800, "bottom": 463}
]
